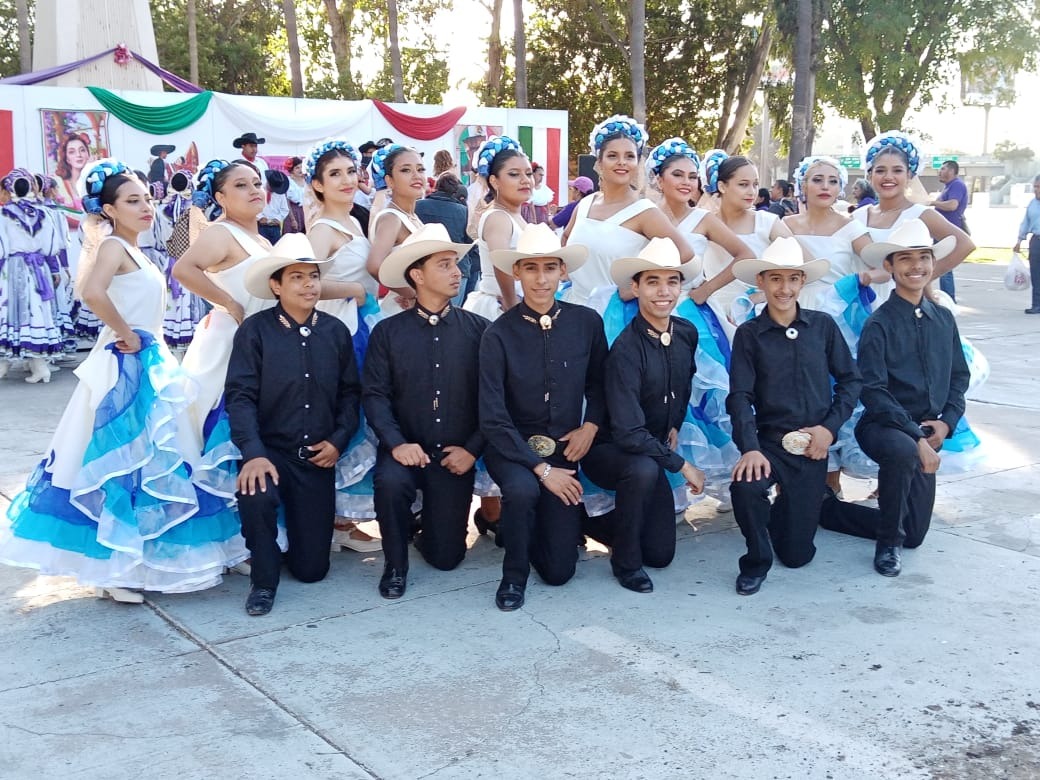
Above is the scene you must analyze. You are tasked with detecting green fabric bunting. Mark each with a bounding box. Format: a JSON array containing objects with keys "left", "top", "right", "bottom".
[{"left": 86, "top": 87, "right": 213, "bottom": 134}]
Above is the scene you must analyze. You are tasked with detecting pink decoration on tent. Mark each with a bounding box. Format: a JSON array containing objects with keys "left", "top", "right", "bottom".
[{"left": 113, "top": 44, "right": 132, "bottom": 66}]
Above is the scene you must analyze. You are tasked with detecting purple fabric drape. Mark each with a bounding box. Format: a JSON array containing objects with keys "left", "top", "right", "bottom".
[
  {"left": 15, "top": 252, "right": 57, "bottom": 302},
  {"left": 0, "top": 48, "right": 202, "bottom": 93}
]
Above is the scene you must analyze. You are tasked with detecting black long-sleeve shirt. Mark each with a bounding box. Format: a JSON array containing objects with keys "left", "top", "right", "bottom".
[
  {"left": 479, "top": 300, "right": 608, "bottom": 469},
  {"left": 727, "top": 305, "right": 861, "bottom": 454},
  {"left": 605, "top": 313, "right": 697, "bottom": 472},
  {"left": 362, "top": 303, "right": 489, "bottom": 456},
  {"left": 225, "top": 304, "right": 361, "bottom": 462},
  {"left": 857, "top": 294, "right": 969, "bottom": 440}
]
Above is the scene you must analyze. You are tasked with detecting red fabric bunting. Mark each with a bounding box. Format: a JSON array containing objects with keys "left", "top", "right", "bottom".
[{"left": 372, "top": 100, "right": 468, "bottom": 141}]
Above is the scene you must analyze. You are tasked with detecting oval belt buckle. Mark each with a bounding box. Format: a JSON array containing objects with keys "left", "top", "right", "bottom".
[{"left": 527, "top": 435, "right": 556, "bottom": 457}]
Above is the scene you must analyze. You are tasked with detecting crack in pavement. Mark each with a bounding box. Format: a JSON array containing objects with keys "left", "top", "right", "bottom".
[{"left": 510, "top": 607, "right": 563, "bottom": 719}]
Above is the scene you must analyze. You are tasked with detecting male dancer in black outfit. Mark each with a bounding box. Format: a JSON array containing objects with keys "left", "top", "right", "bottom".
[
  {"left": 480, "top": 224, "right": 603, "bottom": 611},
  {"left": 583, "top": 238, "right": 705, "bottom": 593},
  {"left": 364, "top": 224, "right": 487, "bottom": 599},
  {"left": 227, "top": 234, "right": 361, "bottom": 616}
]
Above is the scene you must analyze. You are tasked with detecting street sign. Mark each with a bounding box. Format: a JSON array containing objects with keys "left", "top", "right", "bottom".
[
  {"left": 932, "top": 155, "right": 958, "bottom": 168},
  {"left": 839, "top": 156, "right": 860, "bottom": 168}
]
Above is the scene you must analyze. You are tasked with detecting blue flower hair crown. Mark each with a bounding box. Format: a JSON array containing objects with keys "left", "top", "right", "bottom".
[
  {"left": 370, "top": 144, "right": 409, "bottom": 191},
  {"left": 589, "top": 114, "right": 648, "bottom": 156},
  {"left": 304, "top": 140, "right": 360, "bottom": 184},
  {"left": 78, "top": 158, "right": 131, "bottom": 214},
  {"left": 863, "top": 131, "right": 922, "bottom": 178},
  {"left": 647, "top": 137, "right": 701, "bottom": 178},
  {"left": 475, "top": 135, "right": 524, "bottom": 179},
  {"left": 793, "top": 155, "right": 848, "bottom": 199},
  {"left": 699, "top": 148, "right": 729, "bottom": 194},
  {"left": 192, "top": 159, "right": 231, "bottom": 208}
]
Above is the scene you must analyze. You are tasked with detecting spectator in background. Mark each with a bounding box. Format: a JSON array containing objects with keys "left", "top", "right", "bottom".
[
  {"left": 258, "top": 169, "right": 290, "bottom": 244},
  {"left": 768, "top": 179, "right": 798, "bottom": 217},
  {"left": 416, "top": 172, "right": 477, "bottom": 306},
  {"left": 284, "top": 156, "right": 306, "bottom": 234},
  {"left": 148, "top": 144, "right": 175, "bottom": 199},
  {"left": 849, "top": 178, "right": 877, "bottom": 210},
  {"left": 1013, "top": 173, "right": 1040, "bottom": 315},
  {"left": 552, "top": 175, "right": 595, "bottom": 230},
  {"left": 522, "top": 162, "right": 554, "bottom": 225},
  {"left": 754, "top": 187, "right": 771, "bottom": 211},
  {"left": 929, "top": 160, "right": 969, "bottom": 301},
  {"left": 232, "top": 132, "right": 268, "bottom": 175}
]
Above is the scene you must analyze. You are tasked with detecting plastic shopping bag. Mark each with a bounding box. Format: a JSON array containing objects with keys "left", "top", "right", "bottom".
[{"left": 1005, "top": 251, "right": 1030, "bottom": 291}]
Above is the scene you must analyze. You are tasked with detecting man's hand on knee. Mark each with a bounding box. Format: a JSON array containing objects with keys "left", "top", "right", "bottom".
[
  {"left": 238, "top": 457, "right": 279, "bottom": 495},
  {"left": 732, "top": 451, "right": 770, "bottom": 482}
]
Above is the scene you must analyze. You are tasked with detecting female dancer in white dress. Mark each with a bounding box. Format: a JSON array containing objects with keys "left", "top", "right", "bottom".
[
  {"left": 698, "top": 151, "right": 793, "bottom": 323},
  {"left": 462, "top": 135, "right": 530, "bottom": 319},
  {"left": 644, "top": 139, "right": 757, "bottom": 504},
  {"left": 305, "top": 140, "right": 382, "bottom": 550},
  {"left": 0, "top": 160, "right": 245, "bottom": 600},
  {"left": 850, "top": 132, "right": 982, "bottom": 474},
  {"left": 562, "top": 115, "right": 694, "bottom": 313},
  {"left": 367, "top": 145, "right": 425, "bottom": 316},
  {"left": 784, "top": 155, "right": 886, "bottom": 490}
]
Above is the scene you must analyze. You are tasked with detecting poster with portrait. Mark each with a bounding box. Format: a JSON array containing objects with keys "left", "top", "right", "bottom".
[
  {"left": 454, "top": 124, "right": 502, "bottom": 185},
  {"left": 39, "top": 109, "right": 111, "bottom": 213}
]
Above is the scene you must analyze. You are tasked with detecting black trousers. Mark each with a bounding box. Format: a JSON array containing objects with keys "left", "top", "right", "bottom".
[
  {"left": 581, "top": 443, "right": 676, "bottom": 572},
  {"left": 1030, "top": 235, "right": 1040, "bottom": 309},
  {"left": 729, "top": 439, "right": 827, "bottom": 577},
  {"left": 237, "top": 447, "right": 336, "bottom": 590},
  {"left": 373, "top": 450, "right": 475, "bottom": 573},
  {"left": 484, "top": 449, "right": 582, "bottom": 587},
  {"left": 826, "top": 421, "right": 936, "bottom": 548}
]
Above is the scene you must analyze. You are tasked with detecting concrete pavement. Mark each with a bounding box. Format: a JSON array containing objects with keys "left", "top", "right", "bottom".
[{"left": 1, "top": 260, "right": 1038, "bottom": 779}]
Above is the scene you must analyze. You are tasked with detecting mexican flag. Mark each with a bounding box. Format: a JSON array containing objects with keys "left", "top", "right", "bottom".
[{"left": 517, "top": 126, "right": 562, "bottom": 205}]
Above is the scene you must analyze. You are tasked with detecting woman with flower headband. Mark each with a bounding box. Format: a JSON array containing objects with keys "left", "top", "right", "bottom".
[
  {"left": 462, "top": 135, "right": 531, "bottom": 318},
  {"left": 37, "top": 173, "right": 78, "bottom": 354},
  {"left": 305, "top": 140, "right": 383, "bottom": 551},
  {"left": 847, "top": 132, "right": 984, "bottom": 476},
  {"left": 853, "top": 132, "right": 974, "bottom": 305},
  {"left": 561, "top": 115, "right": 693, "bottom": 312},
  {"left": 0, "top": 159, "right": 246, "bottom": 601},
  {"left": 642, "top": 138, "right": 759, "bottom": 505},
  {"left": 366, "top": 144, "right": 427, "bottom": 314},
  {"left": 0, "top": 168, "right": 65, "bottom": 383},
  {"left": 698, "top": 150, "right": 793, "bottom": 323}
]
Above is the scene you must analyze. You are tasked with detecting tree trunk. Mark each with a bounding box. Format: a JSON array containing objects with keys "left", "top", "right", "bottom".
[
  {"left": 387, "top": 0, "right": 405, "bottom": 102},
  {"left": 283, "top": 0, "right": 304, "bottom": 97},
  {"left": 628, "top": 0, "right": 646, "bottom": 125},
  {"left": 721, "top": 23, "right": 772, "bottom": 152},
  {"left": 486, "top": 0, "right": 504, "bottom": 103},
  {"left": 513, "top": 0, "right": 527, "bottom": 107},
  {"left": 15, "top": 0, "right": 30, "bottom": 73},
  {"left": 323, "top": 0, "right": 359, "bottom": 100},
  {"left": 787, "top": 0, "right": 813, "bottom": 176},
  {"left": 859, "top": 114, "right": 877, "bottom": 144},
  {"left": 187, "top": 0, "right": 199, "bottom": 85}
]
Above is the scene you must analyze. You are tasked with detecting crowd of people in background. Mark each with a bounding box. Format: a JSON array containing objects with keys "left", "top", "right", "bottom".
[{"left": 0, "top": 116, "right": 1034, "bottom": 616}]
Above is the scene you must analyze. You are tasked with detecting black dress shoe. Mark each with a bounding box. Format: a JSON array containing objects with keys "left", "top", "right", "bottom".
[
  {"left": 495, "top": 581, "right": 525, "bottom": 611},
  {"left": 245, "top": 586, "right": 276, "bottom": 616},
  {"left": 473, "top": 509, "right": 504, "bottom": 548},
  {"left": 874, "top": 544, "right": 902, "bottom": 576},
  {"left": 735, "top": 573, "right": 766, "bottom": 596},
  {"left": 379, "top": 566, "right": 407, "bottom": 599},
  {"left": 1025, "top": 307, "right": 1040, "bottom": 315},
  {"left": 615, "top": 567, "right": 654, "bottom": 593}
]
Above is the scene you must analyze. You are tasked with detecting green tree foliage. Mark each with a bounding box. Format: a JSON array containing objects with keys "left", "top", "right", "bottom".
[
  {"left": 369, "top": 46, "right": 449, "bottom": 104},
  {"left": 525, "top": 0, "right": 770, "bottom": 158},
  {"left": 817, "top": 0, "right": 1040, "bottom": 140},
  {"left": 152, "top": 0, "right": 289, "bottom": 95},
  {"left": 0, "top": 0, "right": 34, "bottom": 78}
]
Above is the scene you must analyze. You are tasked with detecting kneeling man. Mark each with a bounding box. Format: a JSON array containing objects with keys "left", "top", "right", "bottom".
[
  {"left": 726, "top": 237, "right": 860, "bottom": 596},
  {"left": 583, "top": 238, "right": 705, "bottom": 593},
  {"left": 227, "top": 234, "right": 361, "bottom": 616}
]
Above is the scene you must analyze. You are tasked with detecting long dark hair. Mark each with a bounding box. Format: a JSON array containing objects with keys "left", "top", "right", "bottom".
[{"left": 55, "top": 133, "right": 91, "bottom": 180}]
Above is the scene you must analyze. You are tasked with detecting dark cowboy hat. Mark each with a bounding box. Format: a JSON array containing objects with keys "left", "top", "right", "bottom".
[
  {"left": 264, "top": 169, "right": 290, "bottom": 195},
  {"left": 232, "top": 132, "right": 266, "bottom": 148},
  {"left": 151, "top": 144, "right": 175, "bottom": 155},
  {"left": 359, "top": 141, "right": 379, "bottom": 154}
]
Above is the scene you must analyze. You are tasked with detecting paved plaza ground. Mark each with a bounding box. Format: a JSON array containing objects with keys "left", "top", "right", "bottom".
[{"left": 0, "top": 236, "right": 1038, "bottom": 778}]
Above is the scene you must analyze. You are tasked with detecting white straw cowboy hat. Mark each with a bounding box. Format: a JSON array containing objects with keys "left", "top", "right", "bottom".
[
  {"left": 732, "top": 236, "right": 830, "bottom": 286},
  {"left": 244, "top": 233, "right": 330, "bottom": 300},
  {"left": 378, "top": 223, "right": 471, "bottom": 288},
  {"left": 490, "top": 222, "right": 588, "bottom": 275},
  {"left": 860, "top": 218, "right": 955, "bottom": 268},
  {"left": 609, "top": 237, "right": 702, "bottom": 289}
]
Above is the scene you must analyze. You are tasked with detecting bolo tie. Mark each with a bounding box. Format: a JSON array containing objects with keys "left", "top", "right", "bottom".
[{"left": 522, "top": 306, "right": 562, "bottom": 403}]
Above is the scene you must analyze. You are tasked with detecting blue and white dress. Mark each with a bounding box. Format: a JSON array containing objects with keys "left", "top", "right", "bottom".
[
  {"left": 0, "top": 237, "right": 247, "bottom": 592},
  {"left": 311, "top": 216, "right": 383, "bottom": 519},
  {"left": 463, "top": 208, "right": 525, "bottom": 322},
  {"left": 850, "top": 203, "right": 985, "bottom": 475}
]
